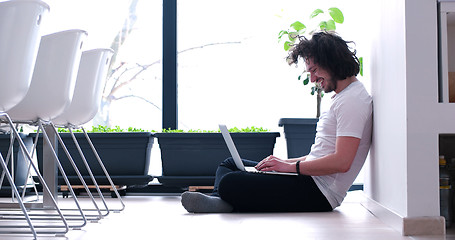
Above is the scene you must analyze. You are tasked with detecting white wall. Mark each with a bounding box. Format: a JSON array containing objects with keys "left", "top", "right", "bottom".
[
  {"left": 365, "top": 0, "right": 440, "bottom": 219},
  {"left": 405, "top": 0, "right": 439, "bottom": 218},
  {"left": 365, "top": 0, "right": 408, "bottom": 217}
]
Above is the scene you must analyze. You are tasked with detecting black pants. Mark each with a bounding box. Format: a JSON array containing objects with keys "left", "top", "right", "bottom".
[{"left": 212, "top": 157, "right": 332, "bottom": 212}]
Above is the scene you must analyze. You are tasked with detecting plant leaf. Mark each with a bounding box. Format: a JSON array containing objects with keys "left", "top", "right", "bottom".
[
  {"left": 310, "top": 9, "right": 324, "bottom": 19},
  {"left": 278, "top": 30, "right": 288, "bottom": 40},
  {"left": 303, "top": 75, "right": 309, "bottom": 85},
  {"left": 284, "top": 41, "right": 292, "bottom": 51},
  {"left": 290, "top": 21, "right": 306, "bottom": 31},
  {"left": 297, "top": 28, "right": 306, "bottom": 35},
  {"left": 319, "top": 21, "right": 328, "bottom": 30},
  {"left": 326, "top": 20, "right": 336, "bottom": 31},
  {"left": 288, "top": 32, "right": 298, "bottom": 41},
  {"left": 359, "top": 57, "right": 363, "bottom": 76},
  {"left": 328, "top": 7, "right": 344, "bottom": 23}
]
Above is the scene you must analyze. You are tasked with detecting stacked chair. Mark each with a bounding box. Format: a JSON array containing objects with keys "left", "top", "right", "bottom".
[
  {"left": 0, "top": 0, "right": 124, "bottom": 238},
  {"left": 7, "top": 29, "right": 94, "bottom": 230},
  {"left": 52, "top": 48, "right": 126, "bottom": 213},
  {"left": 0, "top": 1, "right": 65, "bottom": 238}
]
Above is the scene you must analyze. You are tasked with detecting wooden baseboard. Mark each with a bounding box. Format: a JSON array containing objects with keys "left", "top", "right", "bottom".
[
  {"left": 403, "top": 216, "right": 445, "bottom": 236},
  {"left": 361, "top": 194, "right": 445, "bottom": 236}
]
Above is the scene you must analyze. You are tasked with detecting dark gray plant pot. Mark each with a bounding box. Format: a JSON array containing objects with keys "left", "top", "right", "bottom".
[
  {"left": 33, "top": 132, "right": 154, "bottom": 187},
  {"left": 155, "top": 132, "right": 280, "bottom": 187},
  {"left": 0, "top": 133, "right": 33, "bottom": 189},
  {"left": 279, "top": 118, "right": 318, "bottom": 158}
]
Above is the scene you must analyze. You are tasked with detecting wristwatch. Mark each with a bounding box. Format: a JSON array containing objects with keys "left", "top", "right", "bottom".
[{"left": 296, "top": 160, "right": 301, "bottom": 175}]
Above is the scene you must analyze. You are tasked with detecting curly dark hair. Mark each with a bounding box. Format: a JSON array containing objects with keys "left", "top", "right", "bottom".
[{"left": 288, "top": 31, "right": 360, "bottom": 80}]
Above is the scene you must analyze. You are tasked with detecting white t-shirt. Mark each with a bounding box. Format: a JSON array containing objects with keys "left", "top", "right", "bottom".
[{"left": 307, "top": 80, "right": 373, "bottom": 209}]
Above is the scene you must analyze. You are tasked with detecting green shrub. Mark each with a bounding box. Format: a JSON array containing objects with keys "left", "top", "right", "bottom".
[
  {"left": 57, "top": 125, "right": 151, "bottom": 133},
  {"left": 57, "top": 125, "right": 269, "bottom": 133},
  {"left": 161, "top": 126, "right": 269, "bottom": 133}
]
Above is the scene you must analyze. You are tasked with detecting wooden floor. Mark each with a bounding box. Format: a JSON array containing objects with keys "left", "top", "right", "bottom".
[{"left": 0, "top": 191, "right": 452, "bottom": 240}]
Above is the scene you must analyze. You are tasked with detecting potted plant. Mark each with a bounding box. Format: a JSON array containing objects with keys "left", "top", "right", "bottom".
[
  {"left": 278, "top": 7, "right": 354, "bottom": 158},
  {"left": 0, "top": 132, "right": 33, "bottom": 195},
  {"left": 155, "top": 127, "right": 280, "bottom": 188},
  {"left": 33, "top": 125, "right": 154, "bottom": 188}
]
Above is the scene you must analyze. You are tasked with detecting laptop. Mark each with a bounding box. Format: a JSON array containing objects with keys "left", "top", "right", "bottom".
[{"left": 219, "top": 124, "right": 297, "bottom": 176}]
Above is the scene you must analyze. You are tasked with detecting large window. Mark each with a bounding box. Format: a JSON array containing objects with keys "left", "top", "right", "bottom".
[
  {"left": 42, "top": 0, "right": 371, "bottom": 179},
  {"left": 177, "top": 1, "right": 318, "bottom": 132},
  {"left": 42, "top": 0, "right": 370, "bottom": 134},
  {"left": 176, "top": 1, "right": 371, "bottom": 182},
  {"left": 42, "top": 0, "right": 163, "bottom": 131},
  {"left": 176, "top": 0, "right": 371, "bottom": 133}
]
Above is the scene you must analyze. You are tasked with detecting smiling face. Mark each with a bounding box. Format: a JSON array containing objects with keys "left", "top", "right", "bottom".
[{"left": 305, "top": 58, "right": 337, "bottom": 93}]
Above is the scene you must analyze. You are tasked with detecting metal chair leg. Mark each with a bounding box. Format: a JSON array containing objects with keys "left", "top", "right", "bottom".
[
  {"left": 0, "top": 133, "right": 16, "bottom": 193},
  {"left": 0, "top": 132, "right": 39, "bottom": 203},
  {"left": 37, "top": 121, "right": 87, "bottom": 229},
  {"left": 81, "top": 126, "right": 125, "bottom": 212},
  {"left": 67, "top": 127, "right": 110, "bottom": 217},
  {"left": 49, "top": 123, "right": 105, "bottom": 220},
  {"left": 20, "top": 132, "right": 41, "bottom": 201},
  {"left": 0, "top": 113, "right": 70, "bottom": 237},
  {"left": 0, "top": 152, "right": 37, "bottom": 239},
  {"left": 0, "top": 119, "right": 105, "bottom": 230}
]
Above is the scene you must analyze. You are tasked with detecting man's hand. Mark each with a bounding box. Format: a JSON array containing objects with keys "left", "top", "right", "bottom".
[{"left": 255, "top": 155, "right": 296, "bottom": 173}]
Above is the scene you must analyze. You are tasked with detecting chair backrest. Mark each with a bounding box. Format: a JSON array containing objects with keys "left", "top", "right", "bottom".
[
  {"left": 0, "top": 0, "right": 49, "bottom": 112},
  {"left": 53, "top": 48, "right": 114, "bottom": 127},
  {"left": 7, "top": 29, "right": 87, "bottom": 122}
]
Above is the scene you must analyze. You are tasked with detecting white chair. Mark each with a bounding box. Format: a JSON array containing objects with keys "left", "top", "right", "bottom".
[
  {"left": 7, "top": 29, "right": 86, "bottom": 121},
  {"left": 53, "top": 49, "right": 114, "bottom": 127},
  {"left": 0, "top": 0, "right": 63, "bottom": 238},
  {"left": 6, "top": 29, "right": 97, "bottom": 230},
  {"left": 0, "top": 0, "right": 48, "bottom": 112},
  {"left": 53, "top": 48, "right": 125, "bottom": 214}
]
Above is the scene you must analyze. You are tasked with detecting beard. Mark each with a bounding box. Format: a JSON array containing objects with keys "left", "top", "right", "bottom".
[{"left": 322, "top": 75, "right": 338, "bottom": 93}]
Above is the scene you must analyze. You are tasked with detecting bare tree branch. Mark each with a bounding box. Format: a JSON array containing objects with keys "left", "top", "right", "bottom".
[
  {"left": 107, "top": 0, "right": 139, "bottom": 75},
  {"left": 96, "top": 0, "right": 243, "bottom": 127},
  {"left": 109, "top": 59, "right": 161, "bottom": 97},
  {"left": 178, "top": 41, "right": 241, "bottom": 54},
  {"left": 107, "top": 41, "right": 241, "bottom": 98},
  {"left": 103, "top": 61, "right": 126, "bottom": 95},
  {"left": 112, "top": 94, "right": 161, "bottom": 110}
]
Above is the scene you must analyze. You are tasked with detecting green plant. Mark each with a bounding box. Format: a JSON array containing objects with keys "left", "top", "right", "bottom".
[
  {"left": 161, "top": 129, "right": 217, "bottom": 133},
  {"left": 278, "top": 7, "right": 362, "bottom": 118},
  {"left": 161, "top": 126, "right": 269, "bottom": 133},
  {"left": 58, "top": 125, "right": 270, "bottom": 134},
  {"left": 57, "top": 125, "right": 151, "bottom": 133},
  {"left": 279, "top": 8, "right": 344, "bottom": 52}
]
